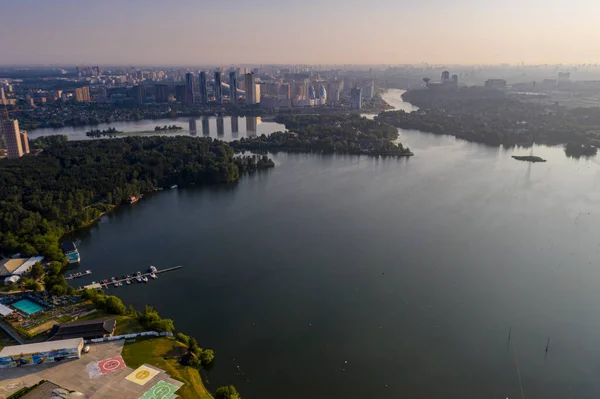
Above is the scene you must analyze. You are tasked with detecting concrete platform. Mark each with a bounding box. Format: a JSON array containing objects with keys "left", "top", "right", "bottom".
[{"left": 0, "top": 340, "right": 182, "bottom": 399}]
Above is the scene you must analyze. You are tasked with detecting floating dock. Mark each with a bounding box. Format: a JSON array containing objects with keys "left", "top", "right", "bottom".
[
  {"left": 81, "top": 266, "right": 183, "bottom": 290},
  {"left": 65, "top": 270, "right": 92, "bottom": 280}
]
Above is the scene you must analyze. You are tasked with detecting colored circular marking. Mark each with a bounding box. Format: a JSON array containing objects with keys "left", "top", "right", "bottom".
[
  {"left": 102, "top": 360, "right": 121, "bottom": 371},
  {"left": 135, "top": 370, "right": 151, "bottom": 379}
]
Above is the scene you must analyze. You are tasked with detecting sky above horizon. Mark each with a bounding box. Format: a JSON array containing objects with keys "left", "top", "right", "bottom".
[{"left": 1, "top": 0, "right": 599, "bottom": 65}]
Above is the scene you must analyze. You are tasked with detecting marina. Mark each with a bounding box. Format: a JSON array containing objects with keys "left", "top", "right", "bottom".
[
  {"left": 65, "top": 270, "right": 92, "bottom": 280},
  {"left": 80, "top": 265, "right": 182, "bottom": 290}
]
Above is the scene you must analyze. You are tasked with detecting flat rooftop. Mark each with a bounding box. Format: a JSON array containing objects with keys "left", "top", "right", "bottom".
[{"left": 0, "top": 338, "right": 83, "bottom": 357}]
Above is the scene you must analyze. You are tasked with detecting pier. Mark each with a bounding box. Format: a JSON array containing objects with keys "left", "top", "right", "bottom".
[{"left": 81, "top": 265, "right": 183, "bottom": 290}]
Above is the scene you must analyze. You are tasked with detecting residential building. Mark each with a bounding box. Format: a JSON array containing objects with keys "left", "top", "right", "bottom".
[
  {"left": 20, "top": 130, "right": 29, "bottom": 154},
  {"left": 245, "top": 73, "right": 257, "bottom": 104},
  {"left": 74, "top": 86, "right": 90, "bottom": 102},
  {"left": 185, "top": 72, "right": 195, "bottom": 105},
  {"left": 0, "top": 119, "right": 23, "bottom": 158},
  {"left": 175, "top": 85, "right": 186, "bottom": 103},
  {"left": 199, "top": 71, "right": 208, "bottom": 104},
  {"left": 484, "top": 79, "right": 507, "bottom": 90},
  {"left": 214, "top": 71, "right": 222, "bottom": 104},
  {"left": 155, "top": 84, "right": 169, "bottom": 102},
  {"left": 229, "top": 71, "right": 237, "bottom": 104},
  {"left": 350, "top": 87, "right": 362, "bottom": 109}
]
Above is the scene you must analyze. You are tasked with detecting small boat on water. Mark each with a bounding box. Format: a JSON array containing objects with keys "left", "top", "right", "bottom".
[
  {"left": 142, "top": 276, "right": 149, "bottom": 283},
  {"left": 136, "top": 272, "right": 143, "bottom": 283},
  {"left": 126, "top": 279, "right": 131, "bottom": 285},
  {"left": 113, "top": 282, "right": 119, "bottom": 287},
  {"left": 150, "top": 272, "right": 157, "bottom": 279},
  {"left": 170, "top": 184, "right": 178, "bottom": 189},
  {"left": 85, "top": 270, "right": 92, "bottom": 275},
  {"left": 149, "top": 265, "right": 158, "bottom": 273}
]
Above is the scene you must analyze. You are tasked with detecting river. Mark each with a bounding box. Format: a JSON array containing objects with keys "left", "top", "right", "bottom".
[
  {"left": 67, "top": 89, "right": 600, "bottom": 398},
  {"left": 28, "top": 116, "right": 282, "bottom": 142}
]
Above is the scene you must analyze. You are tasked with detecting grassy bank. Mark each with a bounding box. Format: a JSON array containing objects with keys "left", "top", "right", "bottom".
[{"left": 121, "top": 337, "right": 213, "bottom": 399}]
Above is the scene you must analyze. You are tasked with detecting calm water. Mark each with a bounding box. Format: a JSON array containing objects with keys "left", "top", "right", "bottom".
[
  {"left": 28, "top": 116, "right": 283, "bottom": 142},
  {"left": 68, "top": 89, "right": 600, "bottom": 398}
]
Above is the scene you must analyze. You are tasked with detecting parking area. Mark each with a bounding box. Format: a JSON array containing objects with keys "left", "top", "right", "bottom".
[{"left": 0, "top": 340, "right": 182, "bottom": 399}]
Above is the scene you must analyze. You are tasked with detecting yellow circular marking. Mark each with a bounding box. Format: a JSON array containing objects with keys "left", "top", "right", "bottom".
[{"left": 135, "top": 370, "right": 151, "bottom": 380}]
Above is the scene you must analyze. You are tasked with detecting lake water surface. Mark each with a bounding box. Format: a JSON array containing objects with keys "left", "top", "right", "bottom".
[
  {"left": 68, "top": 90, "right": 600, "bottom": 398},
  {"left": 28, "top": 116, "right": 283, "bottom": 142}
]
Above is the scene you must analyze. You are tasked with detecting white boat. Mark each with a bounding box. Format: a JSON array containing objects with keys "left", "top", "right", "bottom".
[
  {"left": 170, "top": 184, "right": 178, "bottom": 189},
  {"left": 113, "top": 282, "right": 119, "bottom": 287},
  {"left": 126, "top": 279, "right": 131, "bottom": 285},
  {"left": 136, "top": 272, "right": 143, "bottom": 283},
  {"left": 150, "top": 272, "right": 157, "bottom": 279},
  {"left": 142, "top": 276, "right": 149, "bottom": 283},
  {"left": 149, "top": 265, "right": 158, "bottom": 273}
]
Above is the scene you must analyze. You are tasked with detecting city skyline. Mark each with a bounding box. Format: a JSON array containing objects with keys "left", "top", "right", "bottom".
[{"left": 1, "top": 0, "right": 599, "bottom": 65}]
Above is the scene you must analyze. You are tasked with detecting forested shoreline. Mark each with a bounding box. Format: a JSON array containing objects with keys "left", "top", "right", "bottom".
[{"left": 0, "top": 135, "right": 274, "bottom": 262}]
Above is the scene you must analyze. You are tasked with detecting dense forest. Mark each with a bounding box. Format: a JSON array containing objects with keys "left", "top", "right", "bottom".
[
  {"left": 0, "top": 135, "right": 274, "bottom": 262},
  {"left": 231, "top": 114, "right": 413, "bottom": 157},
  {"left": 377, "top": 88, "right": 600, "bottom": 147}
]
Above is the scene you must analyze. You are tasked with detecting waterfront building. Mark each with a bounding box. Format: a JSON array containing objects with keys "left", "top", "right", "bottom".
[
  {"left": 229, "top": 71, "right": 237, "bottom": 104},
  {"left": 350, "top": 87, "right": 362, "bottom": 109},
  {"left": 0, "top": 338, "right": 84, "bottom": 368},
  {"left": 0, "top": 119, "right": 25, "bottom": 158},
  {"left": 185, "top": 72, "right": 195, "bottom": 105},
  {"left": 155, "top": 84, "right": 169, "bottom": 102},
  {"left": 245, "top": 73, "right": 257, "bottom": 104},
  {"left": 214, "top": 71, "right": 223, "bottom": 104},
  {"left": 175, "top": 85, "right": 186, "bottom": 103},
  {"left": 199, "top": 71, "right": 208, "bottom": 104}
]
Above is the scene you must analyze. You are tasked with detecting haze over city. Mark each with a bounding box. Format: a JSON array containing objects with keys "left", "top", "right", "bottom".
[{"left": 1, "top": 0, "right": 599, "bottom": 65}]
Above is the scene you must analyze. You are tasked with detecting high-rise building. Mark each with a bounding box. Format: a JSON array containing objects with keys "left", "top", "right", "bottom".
[
  {"left": 216, "top": 116, "right": 224, "bottom": 135},
  {"left": 231, "top": 116, "right": 239, "bottom": 134},
  {"left": 350, "top": 87, "right": 362, "bottom": 109},
  {"left": 175, "top": 85, "right": 186, "bottom": 103},
  {"left": 214, "top": 72, "right": 222, "bottom": 104},
  {"left": 244, "top": 73, "right": 257, "bottom": 104},
  {"left": 199, "top": 72, "right": 208, "bottom": 104},
  {"left": 278, "top": 84, "right": 291, "bottom": 100},
  {"left": 155, "top": 85, "right": 169, "bottom": 103},
  {"left": 20, "top": 131, "right": 29, "bottom": 154},
  {"left": 201, "top": 116, "right": 210, "bottom": 136},
  {"left": 131, "top": 85, "right": 144, "bottom": 105},
  {"left": 441, "top": 71, "right": 450, "bottom": 82},
  {"left": 0, "top": 87, "right": 5, "bottom": 105},
  {"left": 0, "top": 119, "right": 24, "bottom": 158},
  {"left": 185, "top": 72, "right": 195, "bottom": 105},
  {"left": 229, "top": 72, "right": 237, "bottom": 104},
  {"left": 74, "top": 86, "right": 91, "bottom": 102},
  {"left": 327, "top": 83, "right": 339, "bottom": 104}
]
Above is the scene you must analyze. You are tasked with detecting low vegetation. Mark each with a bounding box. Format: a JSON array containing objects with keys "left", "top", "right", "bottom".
[{"left": 121, "top": 337, "right": 214, "bottom": 399}]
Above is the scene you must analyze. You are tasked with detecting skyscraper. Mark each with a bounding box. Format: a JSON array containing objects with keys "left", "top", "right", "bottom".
[
  {"left": 175, "top": 85, "right": 186, "bottom": 103},
  {"left": 0, "top": 119, "right": 24, "bottom": 158},
  {"left": 244, "top": 73, "right": 257, "bottom": 104},
  {"left": 199, "top": 72, "right": 208, "bottom": 104},
  {"left": 131, "top": 85, "right": 144, "bottom": 105},
  {"left": 216, "top": 116, "right": 224, "bottom": 135},
  {"left": 229, "top": 71, "right": 237, "bottom": 104},
  {"left": 214, "top": 72, "right": 222, "bottom": 104},
  {"left": 350, "top": 88, "right": 362, "bottom": 109},
  {"left": 0, "top": 87, "right": 5, "bottom": 105},
  {"left": 20, "top": 131, "right": 29, "bottom": 154},
  {"left": 441, "top": 71, "right": 450, "bottom": 82},
  {"left": 155, "top": 85, "right": 169, "bottom": 103},
  {"left": 185, "top": 72, "right": 195, "bottom": 105}
]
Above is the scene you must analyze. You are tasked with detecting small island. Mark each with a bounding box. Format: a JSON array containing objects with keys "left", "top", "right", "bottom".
[
  {"left": 512, "top": 155, "right": 547, "bottom": 162},
  {"left": 85, "top": 127, "right": 123, "bottom": 137},
  {"left": 155, "top": 125, "right": 184, "bottom": 131}
]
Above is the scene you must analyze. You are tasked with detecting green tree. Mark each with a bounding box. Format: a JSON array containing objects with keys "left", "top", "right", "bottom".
[
  {"left": 200, "top": 349, "right": 214, "bottom": 365},
  {"left": 104, "top": 295, "right": 126, "bottom": 315},
  {"left": 176, "top": 333, "right": 191, "bottom": 346},
  {"left": 51, "top": 284, "right": 66, "bottom": 296},
  {"left": 29, "top": 262, "right": 44, "bottom": 280},
  {"left": 215, "top": 385, "right": 241, "bottom": 399}
]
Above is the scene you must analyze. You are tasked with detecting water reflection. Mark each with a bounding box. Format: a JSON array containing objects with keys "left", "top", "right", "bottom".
[
  {"left": 246, "top": 116, "right": 260, "bottom": 137},
  {"left": 189, "top": 119, "right": 197, "bottom": 136},
  {"left": 202, "top": 117, "right": 210, "bottom": 136},
  {"left": 231, "top": 116, "right": 239, "bottom": 138},
  {"left": 216, "top": 116, "right": 224, "bottom": 136}
]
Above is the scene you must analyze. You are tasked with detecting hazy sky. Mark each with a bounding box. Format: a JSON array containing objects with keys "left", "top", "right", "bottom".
[{"left": 1, "top": 0, "right": 599, "bottom": 65}]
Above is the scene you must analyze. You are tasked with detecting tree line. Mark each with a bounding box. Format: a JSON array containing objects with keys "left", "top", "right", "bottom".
[{"left": 0, "top": 135, "right": 274, "bottom": 263}]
